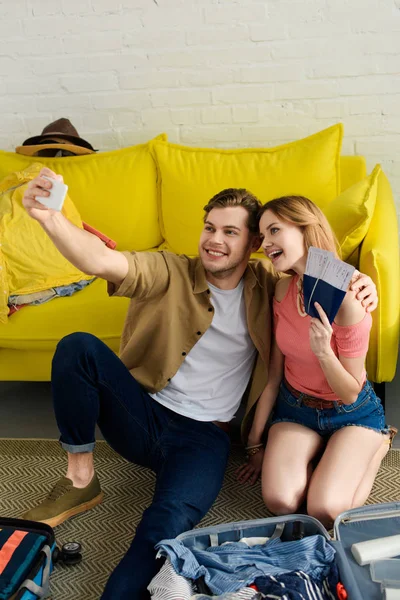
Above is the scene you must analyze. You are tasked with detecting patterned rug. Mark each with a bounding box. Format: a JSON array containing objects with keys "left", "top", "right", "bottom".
[{"left": 0, "top": 439, "right": 399, "bottom": 599}]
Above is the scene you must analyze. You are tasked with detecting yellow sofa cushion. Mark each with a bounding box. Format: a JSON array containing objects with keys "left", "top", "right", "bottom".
[
  {"left": 0, "top": 134, "right": 166, "bottom": 252},
  {"left": 339, "top": 156, "right": 367, "bottom": 192},
  {"left": 0, "top": 164, "right": 94, "bottom": 325},
  {"left": 325, "top": 164, "right": 380, "bottom": 261},
  {"left": 151, "top": 125, "right": 343, "bottom": 255}
]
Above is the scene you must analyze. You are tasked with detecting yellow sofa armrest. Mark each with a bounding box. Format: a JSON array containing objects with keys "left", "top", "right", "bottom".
[{"left": 359, "top": 169, "right": 399, "bottom": 382}]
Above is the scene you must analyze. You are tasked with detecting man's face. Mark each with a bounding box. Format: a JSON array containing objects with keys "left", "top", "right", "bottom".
[{"left": 199, "top": 206, "right": 257, "bottom": 278}]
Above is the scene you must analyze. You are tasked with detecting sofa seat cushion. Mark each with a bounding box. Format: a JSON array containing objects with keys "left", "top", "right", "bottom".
[
  {"left": 0, "top": 278, "right": 129, "bottom": 351},
  {"left": 151, "top": 124, "right": 343, "bottom": 255}
]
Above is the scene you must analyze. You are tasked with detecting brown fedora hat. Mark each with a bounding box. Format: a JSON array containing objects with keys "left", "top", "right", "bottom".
[{"left": 16, "top": 118, "right": 97, "bottom": 156}]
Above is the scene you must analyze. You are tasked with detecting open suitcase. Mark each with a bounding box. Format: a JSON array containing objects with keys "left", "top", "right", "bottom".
[
  {"left": 0, "top": 517, "right": 81, "bottom": 600},
  {"left": 176, "top": 501, "right": 400, "bottom": 599}
]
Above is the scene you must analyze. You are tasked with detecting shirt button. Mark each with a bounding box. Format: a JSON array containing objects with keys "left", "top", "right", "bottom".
[
  {"left": 182, "top": 351, "right": 186, "bottom": 356},
  {"left": 197, "top": 331, "right": 201, "bottom": 335},
  {"left": 167, "top": 378, "right": 171, "bottom": 382},
  {"left": 208, "top": 307, "right": 213, "bottom": 312}
]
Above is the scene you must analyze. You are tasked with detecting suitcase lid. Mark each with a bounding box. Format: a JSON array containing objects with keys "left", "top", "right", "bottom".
[
  {"left": 333, "top": 501, "right": 400, "bottom": 600},
  {"left": 177, "top": 513, "right": 331, "bottom": 550}
]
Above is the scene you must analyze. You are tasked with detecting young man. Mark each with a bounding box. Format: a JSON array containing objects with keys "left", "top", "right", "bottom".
[{"left": 21, "top": 168, "right": 377, "bottom": 599}]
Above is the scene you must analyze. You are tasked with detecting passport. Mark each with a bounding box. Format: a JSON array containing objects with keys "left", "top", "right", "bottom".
[{"left": 303, "top": 247, "right": 355, "bottom": 323}]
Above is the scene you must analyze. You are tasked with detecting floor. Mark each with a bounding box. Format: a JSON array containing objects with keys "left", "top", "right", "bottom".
[{"left": 1, "top": 358, "right": 399, "bottom": 447}]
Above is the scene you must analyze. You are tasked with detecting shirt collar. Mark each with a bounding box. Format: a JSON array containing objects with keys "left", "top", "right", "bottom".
[
  {"left": 194, "top": 258, "right": 210, "bottom": 294},
  {"left": 244, "top": 261, "right": 263, "bottom": 289}
]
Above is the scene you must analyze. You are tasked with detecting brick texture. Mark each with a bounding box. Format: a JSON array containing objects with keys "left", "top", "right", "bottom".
[{"left": 0, "top": 0, "right": 399, "bottom": 212}]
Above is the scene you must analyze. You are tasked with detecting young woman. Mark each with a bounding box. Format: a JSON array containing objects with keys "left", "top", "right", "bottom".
[{"left": 237, "top": 195, "right": 395, "bottom": 528}]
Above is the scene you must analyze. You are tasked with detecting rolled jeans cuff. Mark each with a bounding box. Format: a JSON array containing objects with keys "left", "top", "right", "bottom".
[{"left": 60, "top": 440, "right": 95, "bottom": 453}]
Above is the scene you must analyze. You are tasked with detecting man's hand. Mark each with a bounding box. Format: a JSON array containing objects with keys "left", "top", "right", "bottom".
[
  {"left": 350, "top": 270, "right": 378, "bottom": 313},
  {"left": 23, "top": 167, "right": 64, "bottom": 224},
  {"left": 236, "top": 449, "right": 264, "bottom": 485}
]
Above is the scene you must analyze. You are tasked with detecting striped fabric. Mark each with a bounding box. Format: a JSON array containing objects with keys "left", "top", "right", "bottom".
[
  {"left": 0, "top": 527, "right": 46, "bottom": 599},
  {"left": 255, "top": 567, "right": 339, "bottom": 600},
  {"left": 191, "top": 590, "right": 260, "bottom": 599},
  {"left": 148, "top": 560, "right": 260, "bottom": 600},
  {"left": 148, "top": 559, "right": 193, "bottom": 599},
  {"left": 155, "top": 535, "right": 336, "bottom": 595}
]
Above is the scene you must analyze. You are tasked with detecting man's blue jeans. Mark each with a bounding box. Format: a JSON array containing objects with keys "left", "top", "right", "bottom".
[{"left": 51, "top": 332, "right": 231, "bottom": 599}]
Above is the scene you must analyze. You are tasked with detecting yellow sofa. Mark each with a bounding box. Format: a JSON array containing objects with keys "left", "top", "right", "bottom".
[{"left": 0, "top": 128, "right": 398, "bottom": 384}]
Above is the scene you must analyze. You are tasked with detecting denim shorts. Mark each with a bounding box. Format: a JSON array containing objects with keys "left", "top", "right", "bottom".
[{"left": 270, "top": 379, "right": 389, "bottom": 437}]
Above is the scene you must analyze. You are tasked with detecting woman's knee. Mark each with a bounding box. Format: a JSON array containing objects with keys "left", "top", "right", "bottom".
[
  {"left": 307, "top": 492, "right": 348, "bottom": 527},
  {"left": 262, "top": 487, "right": 303, "bottom": 516}
]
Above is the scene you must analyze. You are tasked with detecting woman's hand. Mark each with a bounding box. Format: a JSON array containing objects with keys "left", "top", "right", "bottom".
[
  {"left": 236, "top": 449, "right": 264, "bottom": 485},
  {"left": 309, "top": 302, "right": 334, "bottom": 359}
]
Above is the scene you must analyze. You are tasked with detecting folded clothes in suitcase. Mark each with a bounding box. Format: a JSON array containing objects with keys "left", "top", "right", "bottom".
[{"left": 153, "top": 501, "right": 400, "bottom": 600}]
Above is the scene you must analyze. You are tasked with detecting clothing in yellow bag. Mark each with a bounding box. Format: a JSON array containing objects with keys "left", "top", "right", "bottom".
[{"left": 0, "top": 163, "right": 93, "bottom": 324}]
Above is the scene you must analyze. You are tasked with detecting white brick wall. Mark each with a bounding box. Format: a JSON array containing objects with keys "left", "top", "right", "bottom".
[{"left": 1, "top": 0, "right": 399, "bottom": 217}]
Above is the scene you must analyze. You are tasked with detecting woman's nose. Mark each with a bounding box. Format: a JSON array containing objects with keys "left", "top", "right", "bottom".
[{"left": 261, "top": 238, "right": 270, "bottom": 249}]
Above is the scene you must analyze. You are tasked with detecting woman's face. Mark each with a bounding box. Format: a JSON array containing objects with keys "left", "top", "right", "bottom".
[{"left": 259, "top": 209, "right": 307, "bottom": 274}]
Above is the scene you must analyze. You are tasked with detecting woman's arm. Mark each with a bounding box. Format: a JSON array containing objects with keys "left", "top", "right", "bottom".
[
  {"left": 236, "top": 337, "right": 284, "bottom": 485},
  {"left": 247, "top": 276, "right": 290, "bottom": 444},
  {"left": 247, "top": 336, "right": 284, "bottom": 446},
  {"left": 310, "top": 292, "right": 369, "bottom": 404}
]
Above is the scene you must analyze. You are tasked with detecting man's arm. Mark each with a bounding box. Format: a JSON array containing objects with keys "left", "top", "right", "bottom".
[{"left": 23, "top": 168, "right": 128, "bottom": 285}]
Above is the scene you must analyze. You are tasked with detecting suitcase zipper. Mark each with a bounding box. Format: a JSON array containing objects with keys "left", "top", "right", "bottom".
[{"left": 340, "top": 509, "right": 400, "bottom": 524}]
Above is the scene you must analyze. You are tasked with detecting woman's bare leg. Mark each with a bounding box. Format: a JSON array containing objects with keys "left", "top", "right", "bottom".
[
  {"left": 307, "top": 426, "right": 386, "bottom": 528},
  {"left": 261, "top": 422, "right": 324, "bottom": 515},
  {"left": 352, "top": 437, "right": 390, "bottom": 506}
]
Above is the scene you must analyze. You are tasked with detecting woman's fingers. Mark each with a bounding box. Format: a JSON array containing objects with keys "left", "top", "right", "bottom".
[
  {"left": 236, "top": 464, "right": 255, "bottom": 484},
  {"left": 313, "top": 302, "right": 331, "bottom": 329},
  {"left": 249, "top": 470, "right": 260, "bottom": 485}
]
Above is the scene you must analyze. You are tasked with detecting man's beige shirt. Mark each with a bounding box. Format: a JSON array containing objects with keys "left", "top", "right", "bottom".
[{"left": 108, "top": 251, "right": 278, "bottom": 438}]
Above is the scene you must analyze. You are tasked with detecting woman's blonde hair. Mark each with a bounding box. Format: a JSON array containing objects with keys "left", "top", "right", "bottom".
[{"left": 259, "top": 195, "right": 340, "bottom": 258}]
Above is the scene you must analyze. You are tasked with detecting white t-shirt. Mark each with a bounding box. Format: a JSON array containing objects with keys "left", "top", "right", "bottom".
[{"left": 150, "top": 280, "right": 257, "bottom": 422}]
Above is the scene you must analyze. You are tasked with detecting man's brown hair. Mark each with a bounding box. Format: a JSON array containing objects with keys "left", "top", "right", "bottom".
[{"left": 203, "top": 188, "right": 262, "bottom": 234}]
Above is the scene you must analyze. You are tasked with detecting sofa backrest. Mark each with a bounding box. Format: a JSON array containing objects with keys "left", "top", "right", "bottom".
[
  {"left": 340, "top": 156, "right": 367, "bottom": 192},
  {"left": 0, "top": 147, "right": 368, "bottom": 253},
  {"left": 0, "top": 140, "right": 164, "bottom": 252}
]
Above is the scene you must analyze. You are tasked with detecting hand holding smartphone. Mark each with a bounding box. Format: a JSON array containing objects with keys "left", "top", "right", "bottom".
[{"left": 35, "top": 176, "right": 68, "bottom": 211}]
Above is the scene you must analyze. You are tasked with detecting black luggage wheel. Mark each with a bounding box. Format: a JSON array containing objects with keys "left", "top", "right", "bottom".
[{"left": 53, "top": 541, "right": 82, "bottom": 565}]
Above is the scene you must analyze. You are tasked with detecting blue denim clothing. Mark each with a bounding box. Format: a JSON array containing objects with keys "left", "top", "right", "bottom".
[
  {"left": 271, "top": 379, "right": 388, "bottom": 437},
  {"left": 155, "top": 535, "right": 335, "bottom": 594},
  {"left": 52, "top": 279, "right": 95, "bottom": 297},
  {"left": 51, "top": 332, "right": 230, "bottom": 600},
  {"left": 255, "top": 563, "right": 340, "bottom": 599},
  {"left": 9, "top": 278, "right": 95, "bottom": 307}
]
